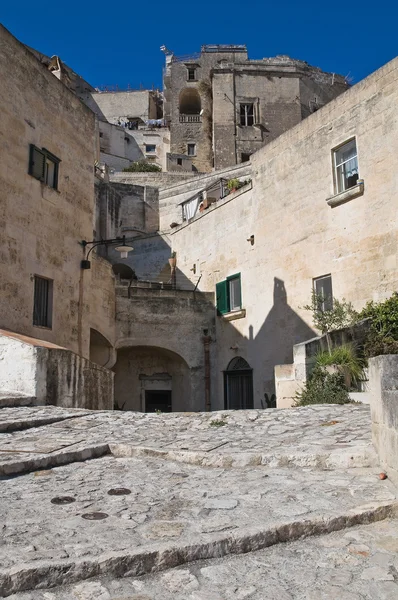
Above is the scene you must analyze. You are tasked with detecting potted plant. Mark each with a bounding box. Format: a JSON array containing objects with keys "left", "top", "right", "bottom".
[
  {"left": 168, "top": 251, "right": 177, "bottom": 268},
  {"left": 227, "top": 178, "right": 240, "bottom": 193}
]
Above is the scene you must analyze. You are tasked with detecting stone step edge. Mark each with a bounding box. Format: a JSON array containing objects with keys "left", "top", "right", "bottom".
[
  {"left": 0, "top": 501, "right": 396, "bottom": 597},
  {"left": 0, "top": 395, "right": 36, "bottom": 408},
  {"left": 0, "top": 443, "right": 110, "bottom": 477},
  {"left": 109, "top": 443, "right": 378, "bottom": 470},
  {"left": 0, "top": 411, "right": 95, "bottom": 434}
]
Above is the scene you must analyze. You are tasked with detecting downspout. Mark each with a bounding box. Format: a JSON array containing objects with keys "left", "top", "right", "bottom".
[{"left": 203, "top": 330, "right": 212, "bottom": 411}]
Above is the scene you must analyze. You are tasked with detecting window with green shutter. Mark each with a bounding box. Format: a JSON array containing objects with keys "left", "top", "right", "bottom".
[
  {"left": 216, "top": 274, "right": 242, "bottom": 314},
  {"left": 216, "top": 280, "right": 228, "bottom": 314}
]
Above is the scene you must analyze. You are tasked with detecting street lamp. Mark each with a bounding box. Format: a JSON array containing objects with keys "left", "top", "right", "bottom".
[{"left": 80, "top": 235, "right": 134, "bottom": 269}]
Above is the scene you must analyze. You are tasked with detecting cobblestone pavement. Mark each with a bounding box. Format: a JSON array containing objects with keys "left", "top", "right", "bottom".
[
  {"left": 0, "top": 404, "right": 397, "bottom": 597},
  {"left": 8, "top": 518, "right": 398, "bottom": 600},
  {"left": 0, "top": 404, "right": 376, "bottom": 475}
]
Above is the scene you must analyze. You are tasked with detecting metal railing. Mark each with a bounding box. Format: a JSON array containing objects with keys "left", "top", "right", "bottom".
[{"left": 179, "top": 114, "right": 202, "bottom": 123}]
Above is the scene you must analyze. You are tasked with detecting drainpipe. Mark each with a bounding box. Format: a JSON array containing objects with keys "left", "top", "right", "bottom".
[{"left": 203, "top": 329, "right": 212, "bottom": 411}]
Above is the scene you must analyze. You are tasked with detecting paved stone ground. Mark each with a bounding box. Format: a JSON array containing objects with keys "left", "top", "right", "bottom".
[
  {"left": 0, "top": 404, "right": 397, "bottom": 597},
  {"left": 7, "top": 518, "right": 398, "bottom": 599},
  {"left": 0, "top": 404, "right": 376, "bottom": 475}
]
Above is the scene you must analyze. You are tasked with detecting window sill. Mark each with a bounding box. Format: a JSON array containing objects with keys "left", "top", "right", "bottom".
[
  {"left": 220, "top": 308, "right": 246, "bottom": 321},
  {"left": 326, "top": 180, "right": 364, "bottom": 208}
]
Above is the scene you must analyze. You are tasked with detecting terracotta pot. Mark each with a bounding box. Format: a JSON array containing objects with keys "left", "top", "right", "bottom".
[{"left": 168, "top": 257, "right": 177, "bottom": 268}]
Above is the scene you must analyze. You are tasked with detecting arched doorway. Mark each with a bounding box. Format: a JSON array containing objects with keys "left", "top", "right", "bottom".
[
  {"left": 112, "top": 263, "right": 136, "bottom": 280},
  {"left": 224, "top": 357, "right": 253, "bottom": 410},
  {"left": 179, "top": 88, "right": 201, "bottom": 115},
  {"left": 113, "top": 345, "right": 191, "bottom": 412}
]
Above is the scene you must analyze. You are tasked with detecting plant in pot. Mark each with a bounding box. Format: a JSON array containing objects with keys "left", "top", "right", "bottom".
[
  {"left": 227, "top": 178, "right": 240, "bottom": 193},
  {"left": 168, "top": 251, "right": 177, "bottom": 268}
]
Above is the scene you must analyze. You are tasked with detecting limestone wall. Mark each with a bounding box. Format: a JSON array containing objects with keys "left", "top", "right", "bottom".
[
  {"left": 0, "top": 330, "right": 113, "bottom": 409},
  {"left": 0, "top": 24, "right": 96, "bottom": 358},
  {"left": 170, "top": 56, "right": 398, "bottom": 409},
  {"left": 369, "top": 355, "right": 398, "bottom": 485}
]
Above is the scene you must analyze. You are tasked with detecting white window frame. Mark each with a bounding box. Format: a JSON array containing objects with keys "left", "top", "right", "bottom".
[
  {"left": 240, "top": 103, "right": 254, "bottom": 126},
  {"left": 333, "top": 138, "right": 359, "bottom": 194},
  {"left": 228, "top": 275, "right": 242, "bottom": 312},
  {"left": 313, "top": 274, "right": 333, "bottom": 312}
]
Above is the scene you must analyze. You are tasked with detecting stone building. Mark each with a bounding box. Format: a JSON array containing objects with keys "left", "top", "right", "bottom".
[
  {"left": 169, "top": 54, "right": 398, "bottom": 410},
  {"left": 163, "top": 44, "right": 348, "bottom": 172},
  {"left": 2, "top": 22, "right": 398, "bottom": 415}
]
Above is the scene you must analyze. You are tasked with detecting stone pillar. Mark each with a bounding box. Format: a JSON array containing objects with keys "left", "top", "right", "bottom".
[{"left": 369, "top": 354, "right": 398, "bottom": 485}]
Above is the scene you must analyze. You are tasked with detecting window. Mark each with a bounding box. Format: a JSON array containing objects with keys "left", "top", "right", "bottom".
[
  {"left": 313, "top": 275, "right": 333, "bottom": 312},
  {"left": 333, "top": 139, "right": 359, "bottom": 193},
  {"left": 187, "top": 67, "right": 196, "bottom": 81},
  {"left": 145, "top": 144, "right": 156, "bottom": 154},
  {"left": 29, "top": 145, "right": 60, "bottom": 189},
  {"left": 33, "top": 276, "right": 53, "bottom": 328},
  {"left": 240, "top": 103, "right": 254, "bottom": 126},
  {"left": 216, "top": 274, "right": 242, "bottom": 314},
  {"left": 241, "top": 153, "right": 251, "bottom": 163},
  {"left": 177, "top": 158, "right": 183, "bottom": 166},
  {"left": 187, "top": 143, "right": 196, "bottom": 156}
]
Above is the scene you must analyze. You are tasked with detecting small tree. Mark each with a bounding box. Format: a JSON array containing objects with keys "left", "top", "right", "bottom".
[{"left": 302, "top": 290, "right": 358, "bottom": 352}]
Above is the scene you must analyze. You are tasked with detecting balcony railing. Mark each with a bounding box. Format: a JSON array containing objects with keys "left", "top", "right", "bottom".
[{"left": 179, "top": 114, "right": 202, "bottom": 123}]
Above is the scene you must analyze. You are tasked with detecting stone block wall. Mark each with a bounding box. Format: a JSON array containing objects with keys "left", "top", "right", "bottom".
[
  {"left": 0, "top": 330, "right": 113, "bottom": 410},
  {"left": 369, "top": 354, "right": 398, "bottom": 485}
]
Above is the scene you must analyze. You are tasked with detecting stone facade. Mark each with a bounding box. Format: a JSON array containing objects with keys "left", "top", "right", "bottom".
[
  {"left": 170, "top": 55, "right": 398, "bottom": 409},
  {"left": 0, "top": 24, "right": 97, "bottom": 358},
  {"left": 164, "top": 45, "right": 348, "bottom": 172},
  {"left": 369, "top": 355, "right": 398, "bottom": 486}
]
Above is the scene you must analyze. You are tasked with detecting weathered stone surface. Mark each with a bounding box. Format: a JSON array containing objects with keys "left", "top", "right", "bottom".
[
  {"left": 0, "top": 404, "right": 397, "bottom": 596},
  {"left": 6, "top": 518, "right": 398, "bottom": 599}
]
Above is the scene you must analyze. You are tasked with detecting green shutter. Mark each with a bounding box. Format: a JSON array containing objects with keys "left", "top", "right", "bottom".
[
  {"left": 29, "top": 145, "right": 45, "bottom": 181},
  {"left": 216, "top": 280, "right": 228, "bottom": 314}
]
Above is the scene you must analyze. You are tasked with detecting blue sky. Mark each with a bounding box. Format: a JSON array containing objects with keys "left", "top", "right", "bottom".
[{"left": 1, "top": 1, "right": 397, "bottom": 90}]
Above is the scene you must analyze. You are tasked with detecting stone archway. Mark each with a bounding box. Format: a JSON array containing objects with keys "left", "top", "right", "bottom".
[
  {"left": 179, "top": 88, "right": 201, "bottom": 115},
  {"left": 113, "top": 345, "right": 191, "bottom": 412}
]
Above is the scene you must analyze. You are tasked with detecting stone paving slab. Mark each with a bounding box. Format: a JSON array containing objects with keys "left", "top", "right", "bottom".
[
  {"left": 0, "top": 454, "right": 396, "bottom": 595},
  {"left": 0, "top": 407, "right": 93, "bottom": 433},
  {"left": 9, "top": 518, "right": 398, "bottom": 600},
  {"left": 0, "top": 405, "right": 376, "bottom": 475}
]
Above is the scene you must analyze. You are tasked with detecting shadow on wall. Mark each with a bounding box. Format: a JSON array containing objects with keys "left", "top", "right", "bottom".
[{"left": 219, "top": 277, "right": 315, "bottom": 410}]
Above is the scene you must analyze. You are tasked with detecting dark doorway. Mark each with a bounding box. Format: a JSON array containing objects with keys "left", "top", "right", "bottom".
[
  {"left": 224, "top": 357, "right": 253, "bottom": 410},
  {"left": 145, "top": 390, "right": 172, "bottom": 413}
]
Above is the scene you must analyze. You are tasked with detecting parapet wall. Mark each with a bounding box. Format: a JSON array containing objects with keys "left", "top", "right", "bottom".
[{"left": 369, "top": 354, "right": 398, "bottom": 485}]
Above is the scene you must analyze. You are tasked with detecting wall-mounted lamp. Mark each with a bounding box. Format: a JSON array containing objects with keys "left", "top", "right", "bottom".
[
  {"left": 80, "top": 235, "right": 134, "bottom": 269},
  {"left": 247, "top": 234, "right": 255, "bottom": 246},
  {"left": 190, "top": 264, "right": 197, "bottom": 274}
]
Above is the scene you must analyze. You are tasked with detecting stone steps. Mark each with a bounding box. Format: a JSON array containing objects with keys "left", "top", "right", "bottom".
[
  {"left": 0, "top": 500, "right": 396, "bottom": 597},
  {"left": 0, "top": 393, "right": 36, "bottom": 408}
]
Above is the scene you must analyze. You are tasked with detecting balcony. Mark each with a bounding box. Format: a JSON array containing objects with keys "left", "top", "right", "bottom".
[{"left": 179, "top": 114, "right": 202, "bottom": 123}]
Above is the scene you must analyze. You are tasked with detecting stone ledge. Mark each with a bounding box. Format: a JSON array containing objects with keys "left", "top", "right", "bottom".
[
  {"left": 326, "top": 180, "right": 364, "bottom": 207},
  {"left": 0, "top": 501, "right": 395, "bottom": 596},
  {"left": 221, "top": 309, "right": 246, "bottom": 321}
]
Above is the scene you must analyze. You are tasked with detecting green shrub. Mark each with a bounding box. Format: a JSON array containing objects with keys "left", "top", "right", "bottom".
[
  {"left": 315, "top": 344, "right": 364, "bottom": 386},
  {"left": 358, "top": 293, "right": 398, "bottom": 357},
  {"left": 123, "top": 161, "right": 161, "bottom": 173},
  {"left": 294, "top": 367, "right": 350, "bottom": 407}
]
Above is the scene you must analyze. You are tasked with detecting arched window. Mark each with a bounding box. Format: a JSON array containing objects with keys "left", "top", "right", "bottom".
[
  {"left": 224, "top": 357, "right": 253, "bottom": 410},
  {"left": 179, "top": 88, "right": 201, "bottom": 115}
]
